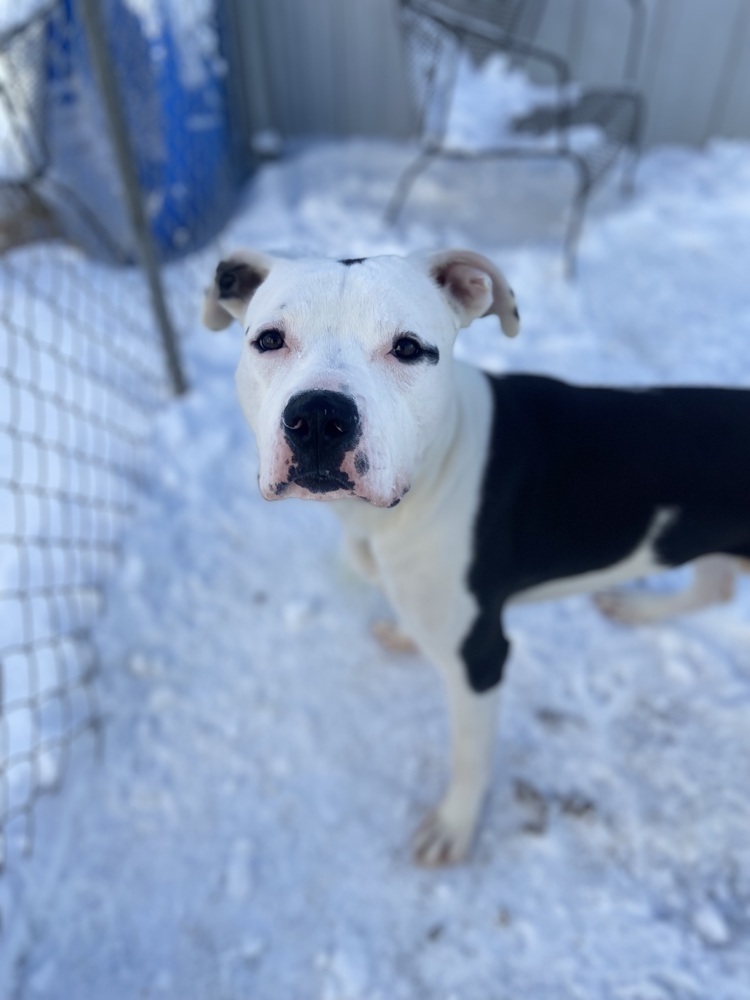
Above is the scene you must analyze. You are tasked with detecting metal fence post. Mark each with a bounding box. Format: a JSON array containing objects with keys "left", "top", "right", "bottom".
[{"left": 77, "top": 0, "right": 188, "bottom": 397}]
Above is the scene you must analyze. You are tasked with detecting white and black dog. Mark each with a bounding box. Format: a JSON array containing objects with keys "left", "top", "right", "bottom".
[{"left": 203, "top": 248, "right": 749, "bottom": 866}]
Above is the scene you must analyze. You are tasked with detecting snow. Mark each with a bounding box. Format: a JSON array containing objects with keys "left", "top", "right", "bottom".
[
  {"left": 125, "top": 0, "right": 222, "bottom": 89},
  {"left": 445, "top": 52, "right": 597, "bottom": 153},
  {"left": 2, "top": 137, "right": 750, "bottom": 997},
  {"left": 405, "top": 18, "right": 596, "bottom": 155},
  {"left": 0, "top": 0, "right": 49, "bottom": 36},
  {"left": 0, "top": 2, "right": 47, "bottom": 183}
]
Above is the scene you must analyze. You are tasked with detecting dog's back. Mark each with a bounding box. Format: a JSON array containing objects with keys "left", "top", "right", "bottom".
[{"left": 474, "top": 374, "right": 750, "bottom": 602}]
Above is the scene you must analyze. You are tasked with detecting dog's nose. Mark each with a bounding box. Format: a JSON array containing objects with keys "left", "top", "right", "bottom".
[{"left": 282, "top": 390, "right": 360, "bottom": 463}]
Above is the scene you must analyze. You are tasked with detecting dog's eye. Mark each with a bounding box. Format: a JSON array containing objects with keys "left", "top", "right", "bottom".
[
  {"left": 391, "top": 336, "right": 424, "bottom": 362},
  {"left": 254, "top": 329, "right": 285, "bottom": 352}
]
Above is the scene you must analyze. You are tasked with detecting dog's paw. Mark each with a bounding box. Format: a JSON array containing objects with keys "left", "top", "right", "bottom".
[
  {"left": 413, "top": 805, "right": 475, "bottom": 867},
  {"left": 594, "top": 590, "right": 658, "bottom": 625},
  {"left": 371, "top": 618, "right": 419, "bottom": 655}
]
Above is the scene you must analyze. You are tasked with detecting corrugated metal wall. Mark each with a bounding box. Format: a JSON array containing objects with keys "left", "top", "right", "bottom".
[
  {"left": 231, "top": 0, "right": 750, "bottom": 148},
  {"left": 538, "top": 0, "right": 750, "bottom": 147},
  {"left": 230, "top": 0, "right": 413, "bottom": 139}
]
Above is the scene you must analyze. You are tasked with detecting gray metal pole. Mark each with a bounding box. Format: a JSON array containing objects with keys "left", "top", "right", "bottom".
[{"left": 78, "top": 0, "right": 188, "bottom": 396}]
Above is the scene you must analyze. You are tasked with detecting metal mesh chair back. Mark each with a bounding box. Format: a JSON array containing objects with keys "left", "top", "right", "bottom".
[
  {"left": 399, "top": 0, "right": 549, "bottom": 134},
  {"left": 390, "top": 0, "right": 646, "bottom": 274}
]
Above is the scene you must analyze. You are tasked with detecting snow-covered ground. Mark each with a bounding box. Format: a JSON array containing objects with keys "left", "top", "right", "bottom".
[{"left": 2, "top": 137, "right": 750, "bottom": 998}]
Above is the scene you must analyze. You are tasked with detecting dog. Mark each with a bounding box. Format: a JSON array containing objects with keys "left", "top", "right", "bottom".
[{"left": 203, "top": 248, "right": 750, "bottom": 865}]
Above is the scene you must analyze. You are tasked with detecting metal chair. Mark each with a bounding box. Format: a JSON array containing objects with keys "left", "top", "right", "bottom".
[{"left": 387, "top": 0, "right": 646, "bottom": 274}]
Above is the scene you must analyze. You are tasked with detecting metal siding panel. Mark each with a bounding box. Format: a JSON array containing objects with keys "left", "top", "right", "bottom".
[
  {"left": 511, "top": 0, "right": 646, "bottom": 86},
  {"left": 354, "top": 0, "right": 386, "bottom": 134},
  {"left": 246, "top": 0, "right": 410, "bottom": 137},
  {"left": 231, "top": 0, "right": 750, "bottom": 145},
  {"left": 535, "top": 0, "right": 636, "bottom": 86},
  {"left": 255, "top": 0, "right": 292, "bottom": 134},
  {"left": 642, "top": 0, "right": 741, "bottom": 146},
  {"left": 289, "top": 0, "right": 323, "bottom": 132},
  {"left": 639, "top": 0, "right": 670, "bottom": 108},
  {"left": 638, "top": 0, "right": 677, "bottom": 146},
  {"left": 707, "top": 0, "right": 750, "bottom": 140},
  {"left": 718, "top": 32, "right": 750, "bottom": 138},
  {"left": 530, "top": 0, "right": 575, "bottom": 83},
  {"left": 336, "top": 0, "right": 412, "bottom": 135},
  {"left": 523, "top": 0, "right": 750, "bottom": 146},
  {"left": 229, "top": 0, "right": 274, "bottom": 133},
  {"left": 571, "top": 0, "right": 639, "bottom": 85},
  {"left": 296, "top": 0, "right": 324, "bottom": 131},
  {"left": 379, "top": 0, "right": 415, "bottom": 135},
  {"left": 565, "top": 0, "right": 588, "bottom": 75},
  {"left": 534, "top": 0, "right": 573, "bottom": 64},
  {"left": 341, "top": 0, "right": 361, "bottom": 133},
  {"left": 337, "top": 0, "right": 355, "bottom": 133}
]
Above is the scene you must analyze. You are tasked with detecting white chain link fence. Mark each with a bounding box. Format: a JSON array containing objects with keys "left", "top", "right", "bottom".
[{"left": 0, "top": 0, "right": 243, "bottom": 875}]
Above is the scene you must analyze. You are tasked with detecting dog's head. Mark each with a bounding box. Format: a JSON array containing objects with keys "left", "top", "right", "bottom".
[{"left": 203, "top": 250, "right": 519, "bottom": 507}]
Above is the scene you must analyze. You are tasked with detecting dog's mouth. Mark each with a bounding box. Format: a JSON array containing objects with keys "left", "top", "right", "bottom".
[
  {"left": 268, "top": 474, "right": 410, "bottom": 507},
  {"left": 264, "top": 450, "right": 411, "bottom": 506},
  {"left": 275, "top": 470, "right": 355, "bottom": 496}
]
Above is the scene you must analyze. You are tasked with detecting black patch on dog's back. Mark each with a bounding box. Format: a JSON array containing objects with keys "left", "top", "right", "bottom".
[
  {"left": 461, "top": 374, "right": 750, "bottom": 693},
  {"left": 339, "top": 258, "right": 366, "bottom": 266}
]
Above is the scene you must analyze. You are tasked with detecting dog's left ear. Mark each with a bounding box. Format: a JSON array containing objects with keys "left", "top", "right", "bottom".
[
  {"left": 202, "top": 249, "right": 274, "bottom": 331},
  {"left": 421, "top": 249, "right": 520, "bottom": 337}
]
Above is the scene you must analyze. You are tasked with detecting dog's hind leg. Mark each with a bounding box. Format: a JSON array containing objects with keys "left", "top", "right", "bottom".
[{"left": 594, "top": 554, "right": 739, "bottom": 625}]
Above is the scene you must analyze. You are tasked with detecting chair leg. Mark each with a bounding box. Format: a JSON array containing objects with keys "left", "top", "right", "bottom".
[
  {"left": 621, "top": 94, "right": 645, "bottom": 197},
  {"left": 564, "top": 161, "right": 591, "bottom": 279},
  {"left": 385, "top": 147, "right": 441, "bottom": 225},
  {"left": 620, "top": 146, "right": 640, "bottom": 197}
]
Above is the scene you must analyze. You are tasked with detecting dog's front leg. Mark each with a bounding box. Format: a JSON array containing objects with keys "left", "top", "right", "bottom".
[
  {"left": 414, "top": 657, "right": 502, "bottom": 866},
  {"left": 372, "top": 530, "right": 508, "bottom": 865},
  {"left": 342, "top": 530, "right": 380, "bottom": 585},
  {"left": 341, "top": 529, "right": 419, "bottom": 651}
]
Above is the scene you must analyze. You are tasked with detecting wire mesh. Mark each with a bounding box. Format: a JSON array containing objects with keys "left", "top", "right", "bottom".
[
  {"left": 0, "top": 241, "right": 168, "bottom": 870},
  {"left": 0, "top": 0, "right": 243, "bottom": 873}
]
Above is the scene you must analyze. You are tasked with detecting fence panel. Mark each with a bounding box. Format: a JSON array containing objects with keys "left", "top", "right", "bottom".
[
  {"left": 0, "top": 241, "right": 168, "bottom": 869},
  {"left": 0, "top": 0, "right": 242, "bottom": 876}
]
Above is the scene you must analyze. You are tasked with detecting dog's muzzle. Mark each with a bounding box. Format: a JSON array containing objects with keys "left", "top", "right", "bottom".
[{"left": 281, "top": 390, "right": 361, "bottom": 493}]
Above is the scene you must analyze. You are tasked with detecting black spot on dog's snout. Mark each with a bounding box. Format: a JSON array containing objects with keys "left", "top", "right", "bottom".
[
  {"left": 339, "top": 258, "right": 366, "bottom": 266},
  {"left": 354, "top": 453, "right": 370, "bottom": 476},
  {"left": 513, "top": 307, "right": 520, "bottom": 320}
]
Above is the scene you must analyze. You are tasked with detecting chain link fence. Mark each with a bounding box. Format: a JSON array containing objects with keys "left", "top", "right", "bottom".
[{"left": 0, "top": 0, "right": 244, "bottom": 874}]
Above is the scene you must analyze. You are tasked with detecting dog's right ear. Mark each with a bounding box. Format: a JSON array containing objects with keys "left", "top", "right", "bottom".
[{"left": 202, "top": 250, "right": 274, "bottom": 330}]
